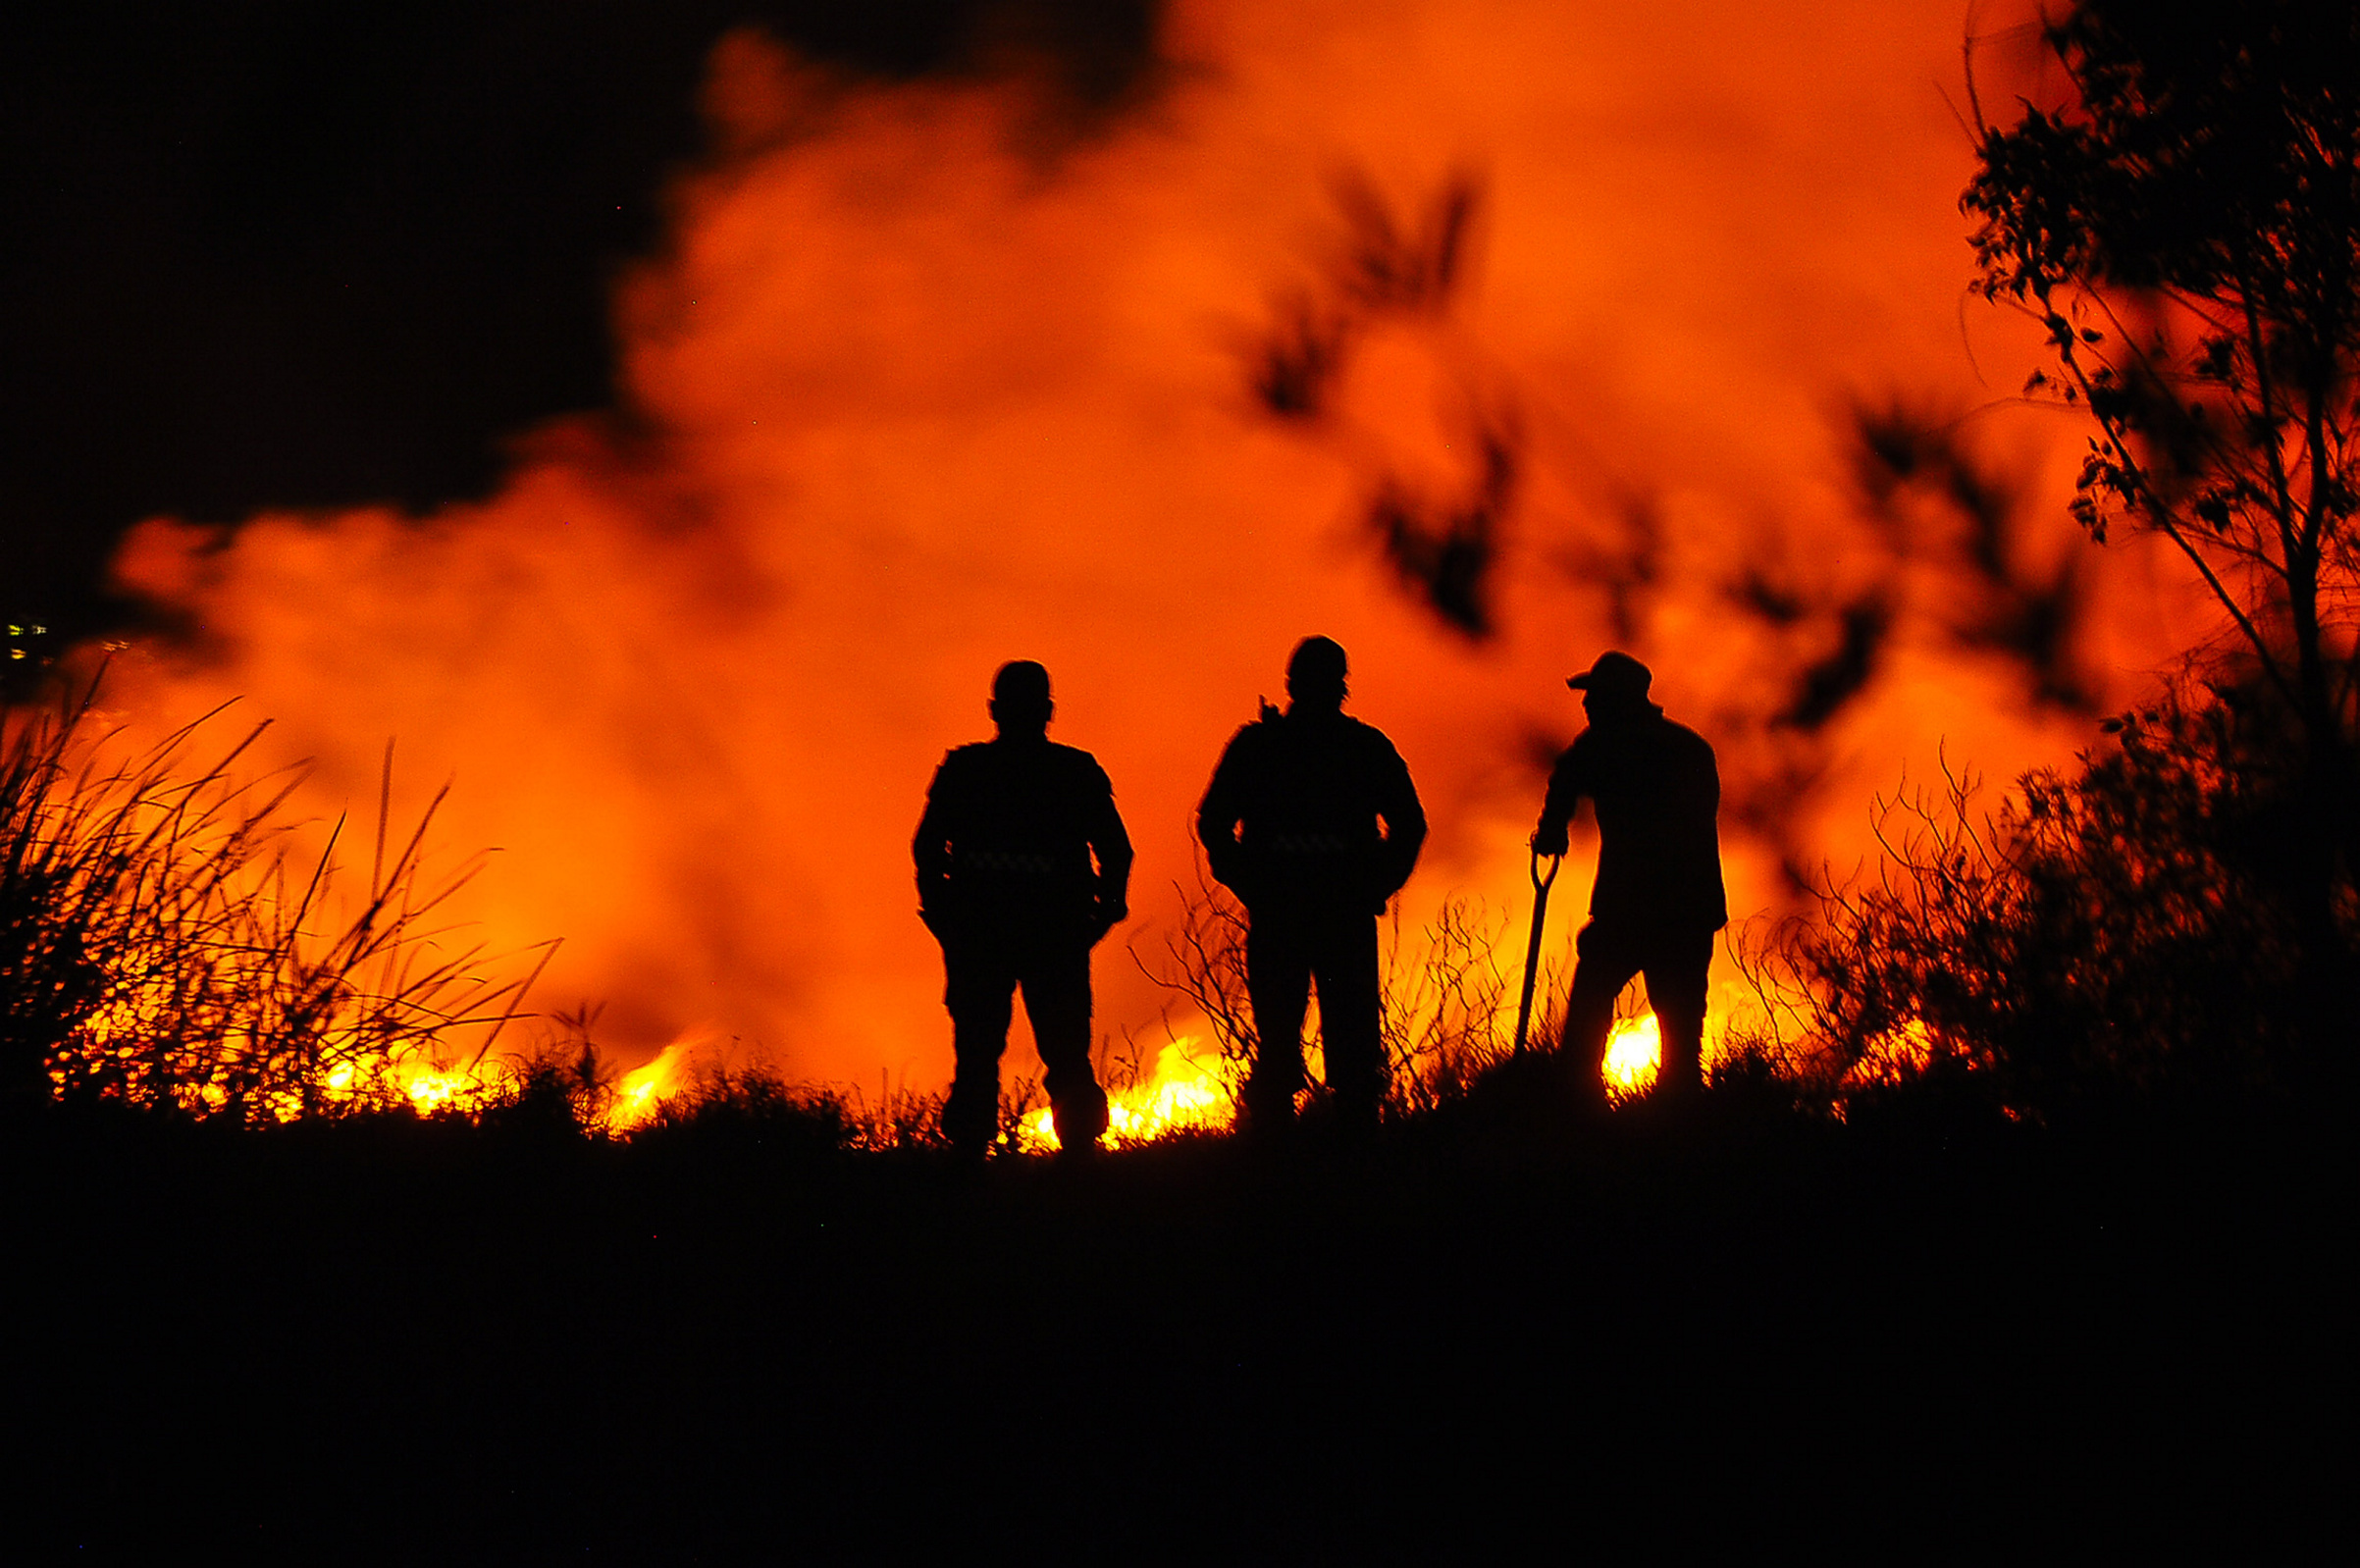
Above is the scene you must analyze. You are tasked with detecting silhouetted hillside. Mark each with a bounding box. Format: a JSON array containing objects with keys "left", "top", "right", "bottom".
[{"left": 8, "top": 1083, "right": 2341, "bottom": 1557}]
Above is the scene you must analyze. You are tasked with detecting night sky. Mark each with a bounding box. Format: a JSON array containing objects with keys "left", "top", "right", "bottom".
[{"left": 1, "top": 1, "right": 1162, "bottom": 676}]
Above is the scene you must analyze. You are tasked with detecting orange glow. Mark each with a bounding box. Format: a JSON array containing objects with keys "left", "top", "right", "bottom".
[
  {"left": 59, "top": 1, "right": 2216, "bottom": 1094},
  {"left": 1019, "top": 1040, "right": 1232, "bottom": 1152},
  {"left": 397, "top": 1067, "right": 485, "bottom": 1117},
  {"left": 609, "top": 1037, "right": 700, "bottom": 1129},
  {"left": 1603, "top": 1013, "right": 1661, "bottom": 1101},
  {"left": 1849, "top": 1017, "right": 1940, "bottom": 1088}
]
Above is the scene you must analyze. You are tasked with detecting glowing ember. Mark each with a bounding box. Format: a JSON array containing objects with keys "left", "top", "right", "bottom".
[
  {"left": 1603, "top": 1013, "right": 1660, "bottom": 1101},
  {"left": 1019, "top": 1039, "right": 1232, "bottom": 1153}
]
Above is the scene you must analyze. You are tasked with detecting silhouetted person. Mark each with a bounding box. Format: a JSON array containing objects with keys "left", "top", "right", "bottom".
[
  {"left": 1198, "top": 637, "right": 1426, "bottom": 1131},
  {"left": 915, "top": 661, "right": 1131, "bottom": 1158},
  {"left": 1534, "top": 651, "right": 1727, "bottom": 1105}
]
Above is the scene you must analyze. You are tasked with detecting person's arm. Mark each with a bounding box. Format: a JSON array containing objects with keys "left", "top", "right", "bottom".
[
  {"left": 1087, "top": 762, "right": 1133, "bottom": 935},
  {"left": 1374, "top": 740, "right": 1426, "bottom": 904},
  {"left": 913, "top": 758, "right": 956, "bottom": 932},
  {"left": 1533, "top": 741, "right": 1586, "bottom": 857},
  {"left": 1195, "top": 733, "right": 1252, "bottom": 897}
]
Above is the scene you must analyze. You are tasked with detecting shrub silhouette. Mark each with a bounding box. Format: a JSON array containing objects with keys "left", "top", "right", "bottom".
[
  {"left": 630, "top": 1060, "right": 944, "bottom": 1155},
  {"left": 1769, "top": 677, "right": 2351, "bottom": 1115},
  {"left": 1966, "top": 1, "right": 2360, "bottom": 1025}
]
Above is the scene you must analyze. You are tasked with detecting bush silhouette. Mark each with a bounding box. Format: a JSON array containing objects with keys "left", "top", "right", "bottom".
[{"left": 1770, "top": 677, "right": 2351, "bottom": 1116}]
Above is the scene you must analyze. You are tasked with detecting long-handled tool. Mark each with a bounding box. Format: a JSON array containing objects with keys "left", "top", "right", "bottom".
[{"left": 1511, "top": 847, "right": 1562, "bottom": 1056}]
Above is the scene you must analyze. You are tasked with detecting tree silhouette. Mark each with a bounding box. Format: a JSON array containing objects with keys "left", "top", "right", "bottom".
[
  {"left": 1963, "top": 0, "right": 2358, "bottom": 1016},
  {"left": 1242, "top": 169, "right": 1518, "bottom": 641}
]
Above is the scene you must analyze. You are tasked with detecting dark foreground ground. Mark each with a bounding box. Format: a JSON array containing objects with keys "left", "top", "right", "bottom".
[{"left": 7, "top": 1073, "right": 2347, "bottom": 1562}]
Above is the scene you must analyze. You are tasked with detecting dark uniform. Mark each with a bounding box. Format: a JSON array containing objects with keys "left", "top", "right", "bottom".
[
  {"left": 1535, "top": 703, "right": 1726, "bottom": 1099},
  {"left": 915, "top": 735, "right": 1131, "bottom": 1153},
  {"left": 1198, "top": 703, "right": 1426, "bottom": 1124}
]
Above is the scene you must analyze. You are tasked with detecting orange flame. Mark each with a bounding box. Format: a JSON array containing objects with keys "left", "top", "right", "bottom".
[
  {"left": 1603, "top": 1013, "right": 1662, "bottom": 1101},
  {"left": 1019, "top": 1039, "right": 1232, "bottom": 1153},
  {"left": 609, "top": 1037, "right": 701, "bottom": 1129}
]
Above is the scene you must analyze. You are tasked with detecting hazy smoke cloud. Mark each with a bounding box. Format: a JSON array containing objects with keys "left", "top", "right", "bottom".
[{"left": 86, "top": 0, "right": 2209, "bottom": 1081}]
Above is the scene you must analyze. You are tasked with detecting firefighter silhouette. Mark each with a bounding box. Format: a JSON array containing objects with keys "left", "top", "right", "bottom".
[
  {"left": 915, "top": 661, "right": 1131, "bottom": 1156},
  {"left": 1198, "top": 637, "right": 1427, "bottom": 1130},
  {"left": 1533, "top": 651, "right": 1727, "bottom": 1103}
]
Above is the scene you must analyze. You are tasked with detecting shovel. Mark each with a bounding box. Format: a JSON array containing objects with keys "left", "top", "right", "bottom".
[{"left": 1511, "top": 847, "right": 1562, "bottom": 1057}]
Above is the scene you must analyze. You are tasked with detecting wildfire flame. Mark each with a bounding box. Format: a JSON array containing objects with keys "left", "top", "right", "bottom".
[
  {"left": 1019, "top": 1039, "right": 1232, "bottom": 1153},
  {"left": 311, "top": 1035, "right": 707, "bottom": 1130},
  {"left": 396, "top": 1068, "right": 477, "bottom": 1115},
  {"left": 1015, "top": 1010, "right": 1686, "bottom": 1153},
  {"left": 1603, "top": 1013, "right": 1661, "bottom": 1101},
  {"left": 1848, "top": 1016, "right": 1938, "bottom": 1088},
  {"left": 609, "top": 1038, "right": 699, "bottom": 1129}
]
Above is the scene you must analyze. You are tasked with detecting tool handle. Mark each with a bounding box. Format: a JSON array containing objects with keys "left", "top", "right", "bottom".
[{"left": 1511, "top": 850, "right": 1562, "bottom": 1057}]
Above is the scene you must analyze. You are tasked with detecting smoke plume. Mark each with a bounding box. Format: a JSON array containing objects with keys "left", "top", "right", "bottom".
[{"left": 84, "top": 0, "right": 2215, "bottom": 1080}]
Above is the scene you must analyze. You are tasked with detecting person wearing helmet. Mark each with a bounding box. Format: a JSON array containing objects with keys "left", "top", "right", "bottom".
[
  {"left": 1197, "top": 636, "right": 1427, "bottom": 1132},
  {"left": 915, "top": 661, "right": 1132, "bottom": 1158},
  {"left": 1533, "top": 651, "right": 1727, "bottom": 1105}
]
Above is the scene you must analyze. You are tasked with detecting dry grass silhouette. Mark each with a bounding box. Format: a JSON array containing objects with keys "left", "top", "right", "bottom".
[{"left": 2, "top": 672, "right": 550, "bottom": 1121}]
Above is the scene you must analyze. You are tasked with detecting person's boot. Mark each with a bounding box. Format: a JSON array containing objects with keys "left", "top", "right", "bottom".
[
  {"left": 1054, "top": 1109, "right": 1107, "bottom": 1164},
  {"left": 1241, "top": 1053, "right": 1302, "bottom": 1147},
  {"left": 1652, "top": 1049, "right": 1703, "bottom": 1113},
  {"left": 941, "top": 1079, "right": 999, "bottom": 1166},
  {"left": 1331, "top": 1095, "right": 1381, "bottom": 1169},
  {"left": 1239, "top": 1085, "right": 1298, "bottom": 1148}
]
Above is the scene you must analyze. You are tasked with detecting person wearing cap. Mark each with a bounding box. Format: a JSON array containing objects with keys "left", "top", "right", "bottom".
[
  {"left": 1534, "top": 651, "right": 1727, "bottom": 1104},
  {"left": 1197, "top": 636, "right": 1427, "bottom": 1132},
  {"left": 915, "top": 661, "right": 1132, "bottom": 1158}
]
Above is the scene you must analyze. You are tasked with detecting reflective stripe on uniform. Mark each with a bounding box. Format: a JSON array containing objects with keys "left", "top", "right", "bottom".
[
  {"left": 956, "top": 850, "right": 1061, "bottom": 874},
  {"left": 1268, "top": 833, "right": 1351, "bottom": 857}
]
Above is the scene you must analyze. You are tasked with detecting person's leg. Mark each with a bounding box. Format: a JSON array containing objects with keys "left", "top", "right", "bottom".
[
  {"left": 942, "top": 939, "right": 1016, "bottom": 1153},
  {"left": 1642, "top": 928, "right": 1716, "bottom": 1102},
  {"left": 1564, "top": 922, "right": 1645, "bottom": 1104},
  {"left": 1310, "top": 913, "right": 1386, "bottom": 1123},
  {"left": 1243, "top": 915, "right": 1313, "bottom": 1126},
  {"left": 1019, "top": 942, "right": 1107, "bottom": 1152}
]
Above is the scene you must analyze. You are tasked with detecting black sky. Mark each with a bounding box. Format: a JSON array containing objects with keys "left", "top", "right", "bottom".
[{"left": 1, "top": 1, "right": 1161, "bottom": 683}]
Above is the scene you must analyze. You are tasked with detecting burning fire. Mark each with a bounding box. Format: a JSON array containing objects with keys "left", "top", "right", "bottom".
[
  {"left": 1603, "top": 1014, "right": 1661, "bottom": 1101},
  {"left": 1848, "top": 1017, "right": 1939, "bottom": 1088},
  {"left": 1015, "top": 1010, "right": 1684, "bottom": 1152},
  {"left": 357, "top": 1034, "right": 701, "bottom": 1129},
  {"left": 393, "top": 1067, "right": 482, "bottom": 1115},
  {"left": 609, "top": 1038, "right": 698, "bottom": 1129},
  {"left": 301, "top": 1035, "right": 705, "bottom": 1129},
  {"left": 1019, "top": 1040, "right": 1232, "bottom": 1152}
]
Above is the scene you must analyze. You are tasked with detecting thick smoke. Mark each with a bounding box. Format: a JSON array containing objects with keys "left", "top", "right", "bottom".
[{"left": 85, "top": 0, "right": 2212, "bottom": 1081}]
